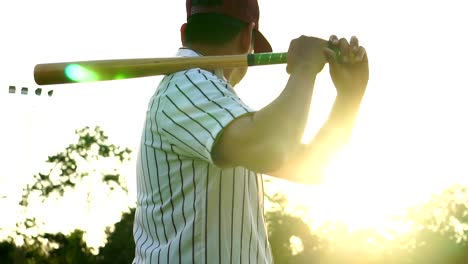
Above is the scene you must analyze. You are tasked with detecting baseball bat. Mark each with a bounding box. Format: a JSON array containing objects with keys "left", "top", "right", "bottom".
[{"left": 34, "top": 52, "right": 287, "bottom": 85}]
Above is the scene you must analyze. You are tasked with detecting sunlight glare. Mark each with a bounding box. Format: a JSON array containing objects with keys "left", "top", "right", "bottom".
[{"left": 65, "top": 64, "right": 99, "bottom": 83}]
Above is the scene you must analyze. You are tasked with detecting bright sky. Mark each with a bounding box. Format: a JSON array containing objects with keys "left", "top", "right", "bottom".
[{"left": 1, "top": 0, "right": 468, "bottom": 247}]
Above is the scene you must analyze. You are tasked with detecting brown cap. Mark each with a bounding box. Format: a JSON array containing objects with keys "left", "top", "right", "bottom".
[{"left": 186, "top": 0, "right": 272, "bottom": 53}]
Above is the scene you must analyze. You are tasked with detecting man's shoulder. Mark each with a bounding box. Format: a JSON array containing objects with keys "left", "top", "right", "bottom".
[
  {"left": 170, "top": 48, "right": 228, "bottom": 85},
  {"left": 161, "top": 68, "right": 228, "bottom": 95},
  {"left": 170, "top": 68, "right": 223, "bottom": 84}
]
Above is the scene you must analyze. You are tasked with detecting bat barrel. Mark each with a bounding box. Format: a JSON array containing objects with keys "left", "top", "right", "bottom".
[{"left": 34, "top": 53, "right": 288, "bottom": 85}]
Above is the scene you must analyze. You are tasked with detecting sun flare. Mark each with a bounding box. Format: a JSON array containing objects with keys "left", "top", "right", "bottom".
[{"left": 281, "top": 74, "right": 467, "bottom": 233}]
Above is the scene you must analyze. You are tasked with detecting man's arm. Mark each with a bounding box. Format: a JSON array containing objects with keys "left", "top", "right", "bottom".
[
  {"left": 266, "top": 35, "right": 369, "bottom": 184},
  {"left": 212, "top": 36, "right": 328, "bottom": 173},
  {"left": 265, "top": 94, "right": 364, "bottom": 184},
  {"left": 213, "top": 35, "right": 369, "bottom": 184}
]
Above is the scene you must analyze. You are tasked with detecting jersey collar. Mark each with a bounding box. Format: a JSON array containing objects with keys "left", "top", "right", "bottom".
[{"left": 177, "top": 48, "right": 226, "bottom": 81}]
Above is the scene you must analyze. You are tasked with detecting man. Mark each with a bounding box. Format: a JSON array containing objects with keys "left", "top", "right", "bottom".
[{"left": 133, "top": 0, "right": 369, "bottom": 263}]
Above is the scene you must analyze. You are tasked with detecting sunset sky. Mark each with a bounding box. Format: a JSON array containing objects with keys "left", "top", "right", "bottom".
[{"left": 1, "top": 0, "right": 467, "bottom": 248}]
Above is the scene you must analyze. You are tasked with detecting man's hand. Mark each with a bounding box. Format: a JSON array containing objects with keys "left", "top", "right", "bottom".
[
  {"left": 287, "top": 35, "right": 328, "bottom": 75},
  {"left": 325, "top": 35, "right": 369, "bottom": 98}
]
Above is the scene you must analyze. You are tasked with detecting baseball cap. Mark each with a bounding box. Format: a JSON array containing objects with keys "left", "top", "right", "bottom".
[{"left": 186, "top": 0, "right": 272, "bottom": 53}]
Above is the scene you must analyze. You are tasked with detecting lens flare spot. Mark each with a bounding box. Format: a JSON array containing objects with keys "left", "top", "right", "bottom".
[
  {"left": 114, "top": 73, "right": 127, "bottom": 80},
  {"left": 65, "top": 64, "right": 99, "bottom": 83}
]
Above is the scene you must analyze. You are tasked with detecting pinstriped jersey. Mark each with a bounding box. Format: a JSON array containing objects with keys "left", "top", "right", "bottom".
[{"left": 133, "top": 48, "right": 273, "bottom": 264}]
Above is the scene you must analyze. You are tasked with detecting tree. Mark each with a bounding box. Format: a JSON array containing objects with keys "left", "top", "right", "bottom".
[
  {"left": 5, "top": 126, "right": 133, "bottom": 263},
  {"left": 265, "top": 193, "right": 324, "bottom": 264},
  {"left": 36, "top": 230, "right": 95, "bottom": 264},
  {"left": 0, "top": 239, "right": 17, "bottom": 263},
  {"left": 398, "top": 184, "right": 468, "bottom": 264},
  {"left": 264, "top": 184, "right": 468, "bottom": 264},
  {"left": 96, "top": 208, "right": 136, "bottom": 263},
  {"left": 19, "top": 126, "right": 131, "bottom": 206}
]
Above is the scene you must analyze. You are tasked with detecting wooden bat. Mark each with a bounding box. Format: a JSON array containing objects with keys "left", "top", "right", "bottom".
[{"left": 34, "top": 52, "right": 287, "bottom": 85}]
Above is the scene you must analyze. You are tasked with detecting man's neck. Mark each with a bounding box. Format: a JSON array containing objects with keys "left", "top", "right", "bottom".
[
  {"left": 185, "top": 43, "right": 239, "bottom": 57},
  {"left": 184, "top": 44, "right": 240, "bottom": 82}
]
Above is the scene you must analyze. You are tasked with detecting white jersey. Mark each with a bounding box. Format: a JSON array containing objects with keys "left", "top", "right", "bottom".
[{"left": 133, "top": 48, "right": 273, "bottom": 264}]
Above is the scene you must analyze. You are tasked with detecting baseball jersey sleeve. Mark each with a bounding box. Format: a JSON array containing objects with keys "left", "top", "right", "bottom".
[{"left": 158, "top": 69, "right": 255, "bottom": 164}]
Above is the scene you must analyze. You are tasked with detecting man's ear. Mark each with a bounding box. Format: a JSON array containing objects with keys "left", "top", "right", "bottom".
[
  {"left": 241, "top": 22, "right": 255, "bottom": 53},
  {"left": 180, "top": 23, "right": 187, "bottom": 46}
]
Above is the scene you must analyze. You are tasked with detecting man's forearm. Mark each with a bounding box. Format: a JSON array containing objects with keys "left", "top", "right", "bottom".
[
  {"left": 253, "top": 67, "right": 318, "bottom": 147},
  {"left": 302, "top": 94, "right": 364, "bottom": 179},
  {"left": 267, "top": 94, "right": 364, "bottom": 184}
]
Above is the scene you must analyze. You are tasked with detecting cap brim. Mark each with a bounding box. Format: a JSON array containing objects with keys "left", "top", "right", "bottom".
[{"left": 254, "top": 30, "right": 272, "bottom": 53}]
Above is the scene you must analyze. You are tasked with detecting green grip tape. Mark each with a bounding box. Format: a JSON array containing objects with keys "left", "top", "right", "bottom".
[
  {"left": 247, "top": 44, "right": 343, "bottom": 67},
  {"left": 247, "top": 52, "right": 288, "bottom": 66}
]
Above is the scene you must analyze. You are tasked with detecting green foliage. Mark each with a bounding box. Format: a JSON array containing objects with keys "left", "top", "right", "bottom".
[
  {"left": 0, "top": 230, "right": 96, "bottom": 264},
  {"left": 3, "top": 183, "right": 468, "bottom": 263},
  {"left": 0, "top": 240, "right": 17, "bottom": 263},
  {"left": 265, "top": 193, "right": 323, "bottom": 263},
  {"left": 41, "top": 230, "right": 95, "bottom": 264},
  {"left": 96, "top": 208, "right": 136, "bottom": 264},
  {"left": 265, "top": 184, "right": 468, "bottom": 264},
  {"left": 7, "top": 126, "right": 133, "bottom": 263},
  {"left": 394, "top": 184, "right": 468, "bottom": 264},
  {"left": 20, "top": 126, "right": 131, "bottom": 208}
]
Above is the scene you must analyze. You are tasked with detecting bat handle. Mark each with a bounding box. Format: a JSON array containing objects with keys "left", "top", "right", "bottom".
[
  {"left": 247, "top": 44, "right": 343, "bottom": 67},
  {"left": 247, "top": 52, "right": 288, "bottom": 66}
]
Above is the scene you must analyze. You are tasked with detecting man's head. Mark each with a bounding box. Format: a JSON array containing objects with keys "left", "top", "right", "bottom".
[
  {"left": 181, "top": 0, "right": 271, "bottom": 86},
  {"left": 183, "top": 0, "right": 271, "bottom": 53}
]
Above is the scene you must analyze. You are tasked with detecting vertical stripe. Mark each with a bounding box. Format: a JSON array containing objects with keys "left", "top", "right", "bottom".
[
  {"left": 199, "top": 69, "right": 207, "bottom": 79},
  {"left": 240, "top": 169, "right": 247, "bottom": 262},
  {"left": 162, "top": 110, "right": 211, "bottom": 153},
  {"left": 205, "top": 164, "right": 209, "bottom": 264},
  {"left": 156, "top": 133, "right": 167, "bottom": 263},
  {"left": 184, "top": 73, "right": 236, "bottom": 119},
  {"left": 230, "top": 168, "right": 235, "bottom": 264},
  {"left": 157, "top": 134, "right": 168, "bottom": 243},
  {"left": 162, "top": 128, "right": 208, "bottom": 159},
  {"left": 260, "top": 173, "right": 270, "bottom": 262},
  {"left": 229, "top": 97, "right": 250, "bottom": 113},
  {"left": 146, "top": 96, "right": 162, "bottom": 263},
  {"left": 165, "top": 96, "right": 216, "bottom": 140},
  {"left": 138, "top": 126, "right": 151, "bottom": 260},
  {"left": 191, "top": 160, "right": 196, "bottom": 264},
  {"left": 202, "top": 75, "right": 249, "bottom": 114},
  {"left": 134, "top": 155, "right": 145, "bottom": 261},
  {"left": 209, "top": 80, "right": 226, "bottom": 96},
  {"left": 247, "top": 171, "right": 254, "bottom": 264},
  {"left": 174, "top": 84, "right": 224, "bottom": 128},
  {"left": 163, "top": 148, "right": 177, "bottom": 264},
  {"left": 218, "top": 170, "right": 223, "bottom": 264},
  {"left": 172, "top": 146, "right": 187, "bottom": 264},
  {"left": 255, "top": 174, "right": 260, "bottom": 263},
  {"left": 152, "top": 89, "right": 168, "bottom": 263},
  {"left": 139, "top": 146, "right": 151, "bottom": 260},
  {"left": 158, "top": 73, "right": 176, "bottom": 95}
]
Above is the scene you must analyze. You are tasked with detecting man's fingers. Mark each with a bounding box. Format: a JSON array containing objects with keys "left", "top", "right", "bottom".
[
  {"left": 355, "top": 46, "right": 367, "bottom": 62},
  {"left": 328, "top": 35, "right": 368, "bottom": 64},
  {"left": 324, "top": 47, "right": 338, "bottom": 63},
  {"left": 350, "top": 36, "right": 359, "bottom": 60},
  {"left": 350, "top": 36, "right": 359, "bottom": 50},
  {"left": 329, "top": 35, "right": 339, "bottom": 46},
  {"left": 340, "top": 38, "right": 349, "bottom": 56},
  {"left": 339, "top": 38, "right": 351, "bottom": 63}
]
